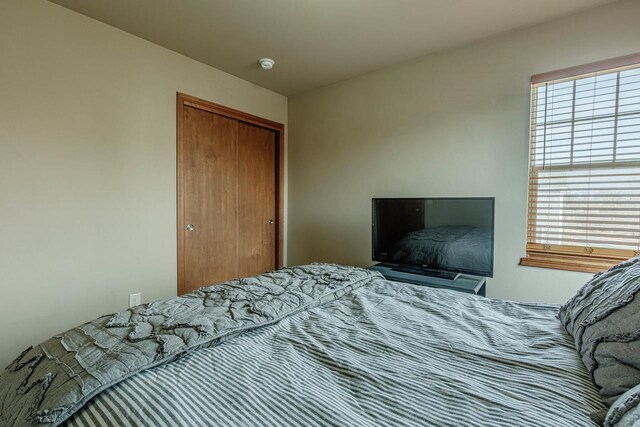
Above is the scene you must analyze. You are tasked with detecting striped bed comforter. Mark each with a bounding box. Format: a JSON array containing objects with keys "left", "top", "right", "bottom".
[
  {"left": 64, "top": 276, "right": 605, "bottom": 427},
  {"left": 66, "top": 279, "right": 603, "bottom": 427}
]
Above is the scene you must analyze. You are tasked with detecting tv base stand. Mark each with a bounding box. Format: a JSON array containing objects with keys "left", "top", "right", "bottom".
[
  {"left": 368, "top": 263, "right": 486, "bottom": 297},
  {"left": 391, "top": 265, "right": 461, "bottom": 281}
]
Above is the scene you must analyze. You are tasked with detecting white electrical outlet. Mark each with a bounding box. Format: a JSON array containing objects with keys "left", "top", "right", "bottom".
[{"left": 129, "top": 293, "right": 141, "bottom": 308}]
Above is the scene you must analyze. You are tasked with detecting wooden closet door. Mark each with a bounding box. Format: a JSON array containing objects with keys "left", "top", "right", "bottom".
[
  {"left": 178, "top": 93, "right": 284, "bottom": 295},
  {"left": 237, "top": 122, "right": 276, "bottom": 277},
  {"left": 182, "top": 106, "right": 239, "bottom": 291}
]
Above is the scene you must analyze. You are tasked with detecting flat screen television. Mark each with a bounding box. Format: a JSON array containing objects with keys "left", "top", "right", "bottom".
[{"left": 372, "top": 197, "right": 495, "bottom": 277}]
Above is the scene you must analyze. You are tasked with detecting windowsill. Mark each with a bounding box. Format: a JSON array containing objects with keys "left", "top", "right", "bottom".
[{"left": 519, "top": 254, "right": 623, "bottom": 274}]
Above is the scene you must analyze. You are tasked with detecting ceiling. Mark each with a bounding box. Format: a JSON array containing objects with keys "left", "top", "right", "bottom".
[{"left": 49, "top": 0, "right": 617, "bottom": 96}]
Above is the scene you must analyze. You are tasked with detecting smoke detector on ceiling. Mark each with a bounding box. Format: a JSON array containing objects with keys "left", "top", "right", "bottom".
[{"left": 259, "top": 58, "right": 275, "bottom": 70}]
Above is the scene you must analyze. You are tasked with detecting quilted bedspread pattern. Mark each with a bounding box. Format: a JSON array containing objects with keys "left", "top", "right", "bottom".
[{"left": 0, "top": 264, "right": 381, "bottom": 427}]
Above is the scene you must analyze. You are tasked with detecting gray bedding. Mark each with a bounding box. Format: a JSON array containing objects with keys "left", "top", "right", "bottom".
[
  {"left": 59, "top": 267, "right": 606, "bottom": 426},
  {"left": 389, "top": 226, "right": 492, "bottom": 274},
  {"left": 1, "top": 264, "right": 608, "bottom": 426},
  {"left": 0, "top": 264, "right": 377, "bottom": 427}
]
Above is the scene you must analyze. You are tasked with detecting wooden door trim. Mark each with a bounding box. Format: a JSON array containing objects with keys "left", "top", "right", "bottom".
[
  {"left": 176, "top": 92, "right": 285, "bottom": 295},
  {"left": 179, "top": 93, "right": 284, "bottom": 132}
]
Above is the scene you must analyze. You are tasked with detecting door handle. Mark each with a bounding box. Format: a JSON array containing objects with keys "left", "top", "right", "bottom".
[
  {"left": 187, "top": 224, "right": 195, "bottom": 232},
  {"left": 268, "top": 219, "right": 274, "bottom": 225}
]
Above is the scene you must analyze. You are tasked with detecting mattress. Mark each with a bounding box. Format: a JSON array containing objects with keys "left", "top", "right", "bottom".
[{"left": 63, "top": 275, "right": 604, "bottom": 427}]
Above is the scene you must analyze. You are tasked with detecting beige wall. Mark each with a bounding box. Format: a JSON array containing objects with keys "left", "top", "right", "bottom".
[
  {"left": 0, "top": 0, "right": 287, "bottom": 367},
  {"left": 288, "top": 0, "right": 640, "bottom": 303}
]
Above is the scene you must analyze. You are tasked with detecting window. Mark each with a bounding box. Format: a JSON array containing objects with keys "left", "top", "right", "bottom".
[{"left": 521, "top": 54, "right": 640, "bottom": 273}]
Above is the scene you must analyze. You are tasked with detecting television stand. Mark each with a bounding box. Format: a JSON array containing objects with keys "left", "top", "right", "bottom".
[
  {"left": 368, "top": 263, "right": 486, "bottom": 297},
  {"left": 392, "top": 265, "right": 461, "bottom": 281}
]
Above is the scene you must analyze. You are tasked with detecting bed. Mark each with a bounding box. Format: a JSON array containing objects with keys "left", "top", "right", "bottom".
[
  {"left": 0, "top": 263, "right": 638, "bottom": 427},
  {"left": 389, "top": 225, "right": 492, "bottom": 274}
]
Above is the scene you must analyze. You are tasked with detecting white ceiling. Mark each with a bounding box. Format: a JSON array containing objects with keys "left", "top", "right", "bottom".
[{"left": 49, "top": 0, "right": 617, "bottom": 96}]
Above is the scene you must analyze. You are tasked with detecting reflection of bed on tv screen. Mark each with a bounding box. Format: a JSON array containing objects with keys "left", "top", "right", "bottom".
[{"left": 372, "top": 198, "right": 495, "bottom": 277}]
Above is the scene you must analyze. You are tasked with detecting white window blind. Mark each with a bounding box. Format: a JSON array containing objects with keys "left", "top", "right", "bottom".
[{"left": 524, "top": 55, "right": 640, "bottom": 272}]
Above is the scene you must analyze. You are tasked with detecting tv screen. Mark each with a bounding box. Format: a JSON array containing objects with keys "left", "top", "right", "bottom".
[{"left": 372, "top": 197, "right": 495, "bottom": 277}]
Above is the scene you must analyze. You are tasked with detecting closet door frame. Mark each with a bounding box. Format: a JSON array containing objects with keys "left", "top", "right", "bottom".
[{"left": 176, "top": 92, "right": 285, "bottom": 295}]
